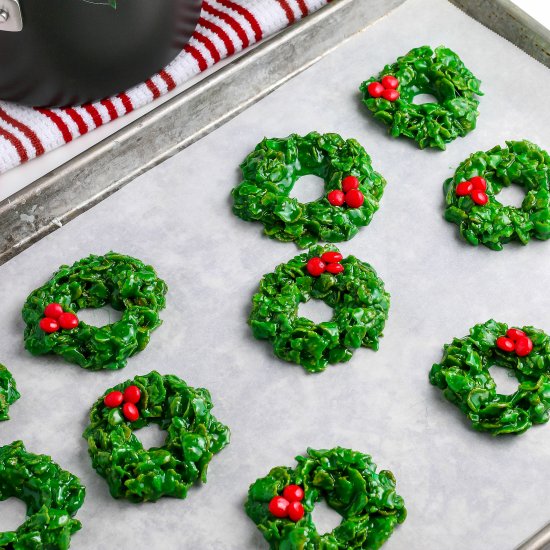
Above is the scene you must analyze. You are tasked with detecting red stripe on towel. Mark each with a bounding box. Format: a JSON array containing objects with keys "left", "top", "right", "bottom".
[
  {"left": 0, "top": 107, "right": 45, "bottom": 156},
  {"left": 36, "top": 108, "right": 73, "bottom": 143},
  {"left": 216, "top": 0, "right": 263, "bottom": 41},
  {"left": 65, "top": 108, "right": 89, "bottom": 135},
  {"left": 117, "top": 93, "right": 134, "bottom": 114},
  {"left": 184, "top": 44, "right": 209, "bottom": 71},
  {"left": 277, "top": 0, "right": 295, "bottom": 23},
  {"left": 203, "top": 1, "right": 249, "bottom": 49},
  {"left": 159, "top": 70, "right": 177, "bottom": 91},
  {"left": 194, "top": 32, "right": 222, "bottom": 63},
  {"left": 296, "top": 0, "right": 309, "bottom": 17},
  {"left": 145, "top": 79, "right": 161, "bottom": 99},
  {"left": 198, "top": 16, "right": 235, "bottom": 56},
  {"left": 83, "top": 104, "right": 104, "bottom": 128},
  {"left": 0, "top": 126, "right": 28, "bottom": 162}
]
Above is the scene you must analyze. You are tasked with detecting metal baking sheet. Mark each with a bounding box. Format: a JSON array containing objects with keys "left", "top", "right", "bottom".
[
  {"left": 1, "top": 0, "right": 550, "bottom": 267},
  {"left": 1, "top": 0, "right": 550, "bottom": 548},
  {"left": 519, "top": 525, "right": 550, "bottom": 550},
  {"left": 450, "top": 0, "right": 550, "bottom": 68}
]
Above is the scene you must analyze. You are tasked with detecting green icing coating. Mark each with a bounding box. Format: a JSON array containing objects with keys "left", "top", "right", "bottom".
[
  {"left": 430, "top": 320, "right": 550, "bottom": 435},
  {"left": 245, "top": 447, "right": 407, "bottom": 549},
  {"left": 83, "top": 371, "right": 230, "bottom": 502},
  {"left": 360, "top": 45, "right": 482, "bottom": 150},
  {"left": 22, "top": 252, "right": 167, "bottom": 371},
  {"left": 444, "top": 140, "right": 550, "bottom": 250},
  {"left": 231, "top": 132, "right": 386, "bottom": 248},
  {"left": 249, "top": 245, "right": 390, "bottom": 373},
  {"left": 0, "top": 364, "right": 20, "bottom": 422},
  {"left": 0, "top": 441, "right": 85, "bottom": 549}
]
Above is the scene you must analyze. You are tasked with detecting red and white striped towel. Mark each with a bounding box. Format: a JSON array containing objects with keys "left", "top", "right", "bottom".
[{"left": 0, "top": 0, "right": 329, "bottom": 174}]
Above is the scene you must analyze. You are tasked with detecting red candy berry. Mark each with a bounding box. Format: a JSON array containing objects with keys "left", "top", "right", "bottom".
[
  {"left": 122, "top": 402, "right": 139, "bottom": 422},
  {"left": 470, "top": 176, "right": 487, "bottom": 192},
  {"left": 327, "top": 190, "right": 345, "bottom": 206},
  {"left": 381, "top": 89, "right": 400, "bottom": 101},
  {"left": 123, "top": 385, "right": 141, "bottom": 404},
  {"left": 496, "top": 337, "right": 515, "bottom": 353},
  {"left": 44, "top": 303, "right": 63, "bottom": 320},
  {"left": 283, "top": 485, "right": 304, "bottom": 503},
  {"left": 326, "top": 262, "right": 344, "bottom": 274},
  {"left": 515, "top": 336, "right": 533, "bottom": 357},
  {"left": 345, "top": 189, "right": 365, "bottom": 208},
  {"left": 367, "top": 81, "right": 384, "bottom": 98},
  {"left": 471, "top": 190, "right": 488, "bottom": 205},
  {"left": 321, "top": 252, "right": 343, "bottom": 264},
  {"left": 58, "top": 312, "right": 79, "bottom": 330},
  {"left": 104, "top": 391, "right": 124, "bottom": 408},
  {"left": 307, "top": 257, "right": 326, "bottom": 277},
  {"left": 39, "top": 318, "right": 59, "bottom": 333},
  {"left": 342, "top": 176, "right": 360, "bottom": 193},
  {"left": 268, "top": 496, "right": 289, "bottom": 518},
  {"left": 506, "top": 328, "right": 526, "bottom": 341},
  {"left": 455, "top": 181, "right": 473, "bottom": 197},
  {"left": 288, "top": 501, "right": 305, "bottom": 522},
  {"left": 381, "top": 75, "right": 399, "bottom": 90}
]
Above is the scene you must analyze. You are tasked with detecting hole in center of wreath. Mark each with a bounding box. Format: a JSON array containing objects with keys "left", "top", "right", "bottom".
[
  {"left": 490, "top": 366, "right": 519, "bottom": 396},
  {"left": 298, "top": 300, "right": 334, "bottom": 324},
  {"left": 0, "top": 497, "right": 27, "bottom": 532},
  {"left": 412, "top": 93, "right": 439, "bottom": 105},
  {"left": 136, "top": 424, "right": 167, "bottom": 450},
  {"left": 290, "top": 175, "right": 326, "bottom": 204},
  {"left": 77, "top": 305, "right": 123, "bottom": 327},
  {"left": 311, "top": 499, "right": 342, "bottom": 535},
  {"left": 496, "top": 184, "right": 525, "bottom": 208}
]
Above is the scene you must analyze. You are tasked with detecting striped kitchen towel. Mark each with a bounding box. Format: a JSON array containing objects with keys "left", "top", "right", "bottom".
[{"left": 0, "top": 0, "right": 329, "bottom": 174}]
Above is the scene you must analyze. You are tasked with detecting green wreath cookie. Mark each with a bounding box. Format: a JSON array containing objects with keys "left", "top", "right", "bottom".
[
  {"left": 0, "top": 364, "right": 20, "bottom": 421},
  {"left": 360, "top": 46, "right": 482, "bottom": 150},
  {"left": 22, "top": 252, "right": 167, "bottom": 371},
  {"left": 249, "top": 245, "right": 390, "bottom": 373},
  {"left": 0, "top": 441, "right": 85, "bottom": 549},
  {"left": 444, "top": 140, "right": 550, "bottom": 250},
  {"left": 430, "top": 320, "right": 550, "bottom": 435},
  {"left": 231, "top": 132, "right": 386, "bottom": 248},
  {"left": 245, "top": 447, "right": 406, "bottom": 549},
  {"left": 83, "top": 371, "right": 230, "bottom": 502}
]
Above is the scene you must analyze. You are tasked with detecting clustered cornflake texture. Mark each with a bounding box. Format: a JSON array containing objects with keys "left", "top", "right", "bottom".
[
  {"left": 249, "top": 245, "right": 390, "bottom": 373},
  {"left": 245, "top": 447, "right": 406, "bottom": 549},
  {"left": 231, "top": 132, "right": 386, "bottom": 248},
  {"left": 430, "top": 320, "right": 550, "bottom": 435},
  {"left": 22, "top": 252, "right": 167, "bottom": 371},
  {"left": 83, "top": 371, "right": 230, "bottom": 502},
  {"left": 0, "top": 441, "right": 85, "bottom": 549},
  {"left": 360, "top": 46, "right": 482, "bottom": 150},
  {"left": 0, "top": 364, "right": 20, "bottom": 421},
  {"left": 444, "top": 140, "right": 550, "bottom": 250}
]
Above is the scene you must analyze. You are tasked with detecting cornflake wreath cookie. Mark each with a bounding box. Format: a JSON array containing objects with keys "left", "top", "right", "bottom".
[
  {"left": 360, "top": 46, "right": 482, "bottom": 150},
  {"left": 0, "top": 364, "right": 20, "bottom": 421},
  {"left": 249, "top": 245, "right": 390, "bottom": 373},
  {"left": 444, "top": 140, "right": 550, "bottom": 250},
  {"left": 245, "top": 447, "right": 407, "bottom": 549},
  {"left": 83, "top": 371, "right": 230, "bottom": 502},
  {"left": 23, "top": 252, "right": 167, "bottom": 371},
  {"left": 430, "top": 320, "right": 550, "bottom": 435},
  {"left": 0, "top": 441, "right": 85, "bottom": 549},
  {"left": 231, "top": 132, "right": 386, "bottom": 248}
]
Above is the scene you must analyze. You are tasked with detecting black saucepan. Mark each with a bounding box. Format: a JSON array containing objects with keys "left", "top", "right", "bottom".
[{"left": 0, "top": 0, "right": 201, "bottom": 107}]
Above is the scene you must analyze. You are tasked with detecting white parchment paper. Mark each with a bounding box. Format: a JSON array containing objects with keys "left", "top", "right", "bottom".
[{"left": 1, "top": 0, "right": 550, "bottom": 548}]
